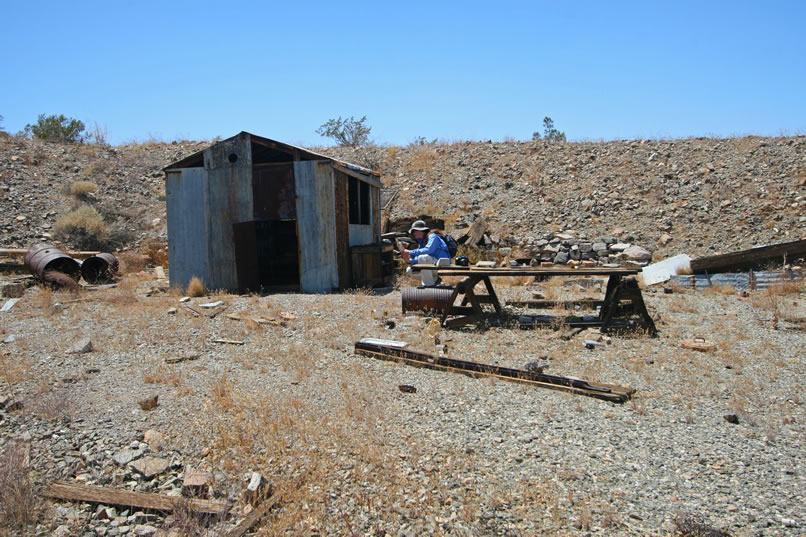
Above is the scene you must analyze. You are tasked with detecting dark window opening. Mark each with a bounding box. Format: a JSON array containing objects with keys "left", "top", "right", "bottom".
[{"left": 348, "top": 176, "right": 370, "bottom": 225}]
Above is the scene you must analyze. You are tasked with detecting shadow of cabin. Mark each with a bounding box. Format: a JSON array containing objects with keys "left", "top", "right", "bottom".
[{"left": 163, "top": 132, "right": 387, "bottom": 293}]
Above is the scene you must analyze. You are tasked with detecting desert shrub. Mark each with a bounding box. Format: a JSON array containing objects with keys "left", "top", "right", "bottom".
[
  {"left": 24, "top": 113, "right": 86, "bottom": 143},
  {"left": 316, "top": 115, "right": 371, "bottom": 147},
  {"left": 0, "top": 443, "right": 42, "bottom": 533},
  {"left": 187, "top": 276, "right": 205, "bottom": 297},
  {"left": 83, "top": 160, "right": 107, "bottom": 176},
  {"left": 532, "top": 116, "right": 566, "bottom": 143},
  {"left": 52, "top": 206, "right": 108, "bottom": 250},
  {"left": 70, "top": 180, "right": 98, "bottom": 199}
]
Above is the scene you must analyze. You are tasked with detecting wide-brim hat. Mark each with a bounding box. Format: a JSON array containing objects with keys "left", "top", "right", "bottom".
[{"left": 408, "top": 220, "right": 429, "bottom": 234}]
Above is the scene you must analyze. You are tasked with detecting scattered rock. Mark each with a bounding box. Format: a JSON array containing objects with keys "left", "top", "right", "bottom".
[
  {"left": 130, "top": 456, "right": 170, "bottom": 478},
  {"left": 143, "top": 429, "right": 165, "bottom": 451},
  {"left": 243, "top": 472, "right": 272, "bottom": 507},
  {"left": 138, "top": 395, "right": 159, "bottom": 411},
  {"left": 67, "top": 337, "right": 94, "bottom": 354}
]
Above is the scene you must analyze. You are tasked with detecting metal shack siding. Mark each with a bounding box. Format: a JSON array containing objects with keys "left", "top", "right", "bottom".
[
  {"left": 294, "top": 161, "right": 338, "bottom": 292},
  {"left": 166, "top": 168, "right": 209, "bottom": 289},
  {"left": 204, "top": 135, "right": 254, "bottom": 291}
]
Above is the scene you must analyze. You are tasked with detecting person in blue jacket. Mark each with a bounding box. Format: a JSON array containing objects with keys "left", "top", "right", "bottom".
[{"left": 400, "top": 220, "right": 451, "bottom": 285}]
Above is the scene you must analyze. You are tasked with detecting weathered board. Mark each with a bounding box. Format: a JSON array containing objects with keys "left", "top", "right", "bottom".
[
  {"left": 690, "top": 239, "right": 806, "bottom": 273},
  {"left": 294, "top": 161, "right": 339, "bottom": 292},
  {"left": 205, "top": 134, "right": 254, "bottom": 291}
]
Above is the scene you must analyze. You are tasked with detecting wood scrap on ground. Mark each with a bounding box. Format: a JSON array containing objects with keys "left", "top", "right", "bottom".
[
  {"left": 44, "top": 482, "right": 230, "bottom": 516},
  {"left": 213, "top": 338, "right": 245, "bottom": 345}
]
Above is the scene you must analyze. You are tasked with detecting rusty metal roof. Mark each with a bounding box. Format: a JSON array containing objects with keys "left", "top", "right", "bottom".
[{"left": 163, "top": 131, "right": 381, "bottom": 183}]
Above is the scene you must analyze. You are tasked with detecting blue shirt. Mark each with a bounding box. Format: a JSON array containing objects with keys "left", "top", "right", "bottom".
[{"left": 409, "top": 234, "right": 451, "bottom": 264}]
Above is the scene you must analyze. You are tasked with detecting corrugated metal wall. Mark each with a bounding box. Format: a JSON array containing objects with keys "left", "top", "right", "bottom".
[
  {"left": 294, "top": 161, "right": 339, "bottom": 292},
  {"left": 205, "top": 134, "right": 254, "bottom": 291},
  {"left": 166, "top": 168, "right": 209, "bottom": 289}
]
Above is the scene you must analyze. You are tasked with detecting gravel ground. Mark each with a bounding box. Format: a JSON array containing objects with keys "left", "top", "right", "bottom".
[{"left": 0, "top": 273, "right": 804, "bottom": 536}]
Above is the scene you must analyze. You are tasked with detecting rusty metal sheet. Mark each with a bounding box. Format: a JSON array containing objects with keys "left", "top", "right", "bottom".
[{"left": 253, "top": 163, "right": 296, "bottom": 220}]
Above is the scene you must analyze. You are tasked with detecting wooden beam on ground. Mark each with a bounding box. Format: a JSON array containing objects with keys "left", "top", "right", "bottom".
[
  {"left": 690, "top": 239, "right": 806, "bottom": 274},
  {"left": 0, "top": 248, "right": 101, "bottom": 260},
  {"left": 45, "top": 482, "right": 230, "bottom": 516}
]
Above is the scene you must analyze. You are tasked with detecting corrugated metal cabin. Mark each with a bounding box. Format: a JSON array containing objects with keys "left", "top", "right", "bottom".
[{"left": 163, "top": 132, "right": 383, "bottom": 293}]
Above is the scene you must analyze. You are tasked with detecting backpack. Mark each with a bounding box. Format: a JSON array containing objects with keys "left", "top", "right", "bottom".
[{"left": 443, "top": 234, "right": 459, "bottom": 258}]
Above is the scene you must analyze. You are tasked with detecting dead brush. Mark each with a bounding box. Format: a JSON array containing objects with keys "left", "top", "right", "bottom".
[
  {"left": 144, "top": 362, "right": 184, "bottom": 387},
  {"left": 43, "top": 270, "right": 81, "bottom": 292},
  {"left": 210, "top": 374, "right": 234, "bottom": 410},
  {"left": 0, "top": 352, "right": 31, "bottom": 387},
  {"left": 69, "top": 180, "right": 98, "bottom": 200},
  {"left": 187, "top": 277, "right": 206, "bottom": 298},
  {"left": 29, "top": 387, "right": 76, "bottom": 421},
  {"left": 673, "top": 512, "right": 732, "bottom": 537},
  {"left": 702, "top": 283, "right": 737, "bottom": 296},
  {"left": 164, "top": 497, "right": 217, "bottom": 537},
  {"left": 117, "top": 251, "right": 149, "bottom": 273},
  {"left": 0, "top": 442, "right": 42, "bottom": 534},
  {"left": 404, "top": 146, "right": 436, "bottom": 172},
  {"left": 142, "top": 238, "right": 169, "bottom": 267}
]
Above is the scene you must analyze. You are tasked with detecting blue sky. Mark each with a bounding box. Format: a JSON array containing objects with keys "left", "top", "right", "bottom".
[{"left": 1, "top": 1, "right": 804, "bottom": 146}]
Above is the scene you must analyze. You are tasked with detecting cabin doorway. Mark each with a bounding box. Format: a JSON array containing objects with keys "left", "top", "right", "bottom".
[{"left": 233, "top": 163, "right": 300, "bottom": 292}]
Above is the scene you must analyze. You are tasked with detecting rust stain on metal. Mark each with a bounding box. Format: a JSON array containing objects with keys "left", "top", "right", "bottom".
[
  {"left": 80, "top": 253, "right": 119, "bottom": 284},
  {"left": 23, "top": 243, "right": 81, "bottom": 282},
  {"left": 401, "top": 286, "right": 455, "bottom": 314}
]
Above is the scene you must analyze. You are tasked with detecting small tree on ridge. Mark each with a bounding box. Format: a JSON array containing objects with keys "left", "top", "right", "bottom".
[{"left": 316, "top": 115, "right": 371, "bottom": 147}]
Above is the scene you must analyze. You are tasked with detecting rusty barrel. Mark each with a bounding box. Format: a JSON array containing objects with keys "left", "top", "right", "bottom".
[
  {"left": 401, "top": 286, "right": 455, "bottom": 314},
  {"left": 80, "top": 253, "right": 119, "bottom": 284},
  {"left": 23, "top": 243, "right": 81, "bottom": 282}
]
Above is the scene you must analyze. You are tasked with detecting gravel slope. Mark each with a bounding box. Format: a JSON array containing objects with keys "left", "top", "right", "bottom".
[{"left": 1, "top": 275, "right": 803, "bottom": 536}]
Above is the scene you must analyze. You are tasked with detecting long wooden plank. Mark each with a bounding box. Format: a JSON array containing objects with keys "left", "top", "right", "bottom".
[
  {"left": 45, "top": 483, "right": 230, "bottom": 516},
  {"left": 1, "top": 249, "right": 101, "bottom": 260},
  {"left": 355, "top": 342, "right": 633, "bottom": 403},
  {"left": 690, "top": 239, "right": 806, "bottom": 274}
]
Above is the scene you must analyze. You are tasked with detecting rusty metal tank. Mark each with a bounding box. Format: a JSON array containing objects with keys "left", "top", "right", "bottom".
[
  {"left": 80, "top": 253, "right": 119, "bottom": 284},
  {"left": 23, "top": 243, "right": 81, "bottom": 282},
  {"left": 401, "top": 286, "right": 455, "bottom": 314}
]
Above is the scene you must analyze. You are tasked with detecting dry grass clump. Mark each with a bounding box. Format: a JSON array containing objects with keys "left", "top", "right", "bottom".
[
  {"left": 210, "top": 374, "right": 234, "bottom": 410},
  {"left": 0, "top": 352, "right": 31, "bottom": 385},
  {"left": 83, "top": 159, "right": 107, "bottom": 177},
  {"left": 765, "top": 279, "right": 804, "bottom": 295},
  {"left": 29, "top": 387, "right": 76, "bottom": 421},
  {"left": 404, "top": 146, "right": 437, "bottom": 172},
  {"left": 70, "top": 180, "right": 98, "bottom": 199},
  {"left": 0, "top": 442, "right": 43, "bottom": 535},
  {"left": 144, "top": 363, "right": 184, "bottom": 387},
  {"left": 702, "top": 283, "right": 736, "bottom": 296},
  {"left": 187, "top": 277, "right": 206, "bottom": 297},
  {"left": 52, "top": 205, "right": 109, "bottom": 250}
]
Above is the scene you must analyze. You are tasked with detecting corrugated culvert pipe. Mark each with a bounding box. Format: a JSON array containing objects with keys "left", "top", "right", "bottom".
[
  {"left": 23, "top": 243, "right": 81, "bottom": 283},
  {"left": 401, "top": 286, "right": 455, "bottom": 314},
  {"left": 80, "top": 253, "right": 119, "bottom": 284}
]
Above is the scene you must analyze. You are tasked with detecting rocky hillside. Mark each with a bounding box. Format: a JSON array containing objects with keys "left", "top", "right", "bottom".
[{"left": 1, "top": 132, "right": 804, "bottom": 260}]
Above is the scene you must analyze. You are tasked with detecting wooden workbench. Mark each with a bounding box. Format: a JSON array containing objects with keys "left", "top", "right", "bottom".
[{"left": 410, "top": 264, "right": 657, "bottom": 335}]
